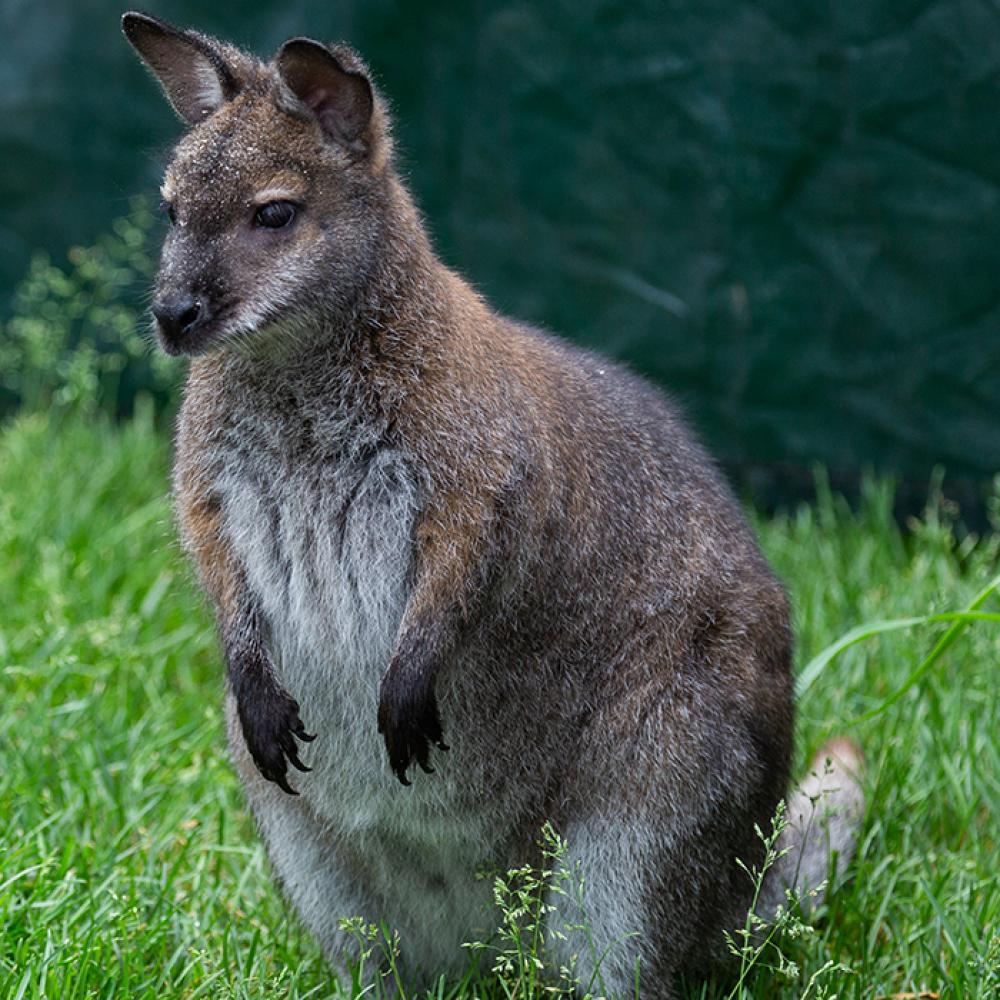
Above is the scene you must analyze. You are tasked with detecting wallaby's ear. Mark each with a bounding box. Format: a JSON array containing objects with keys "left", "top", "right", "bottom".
[
  {"left": 276, "top": 39, "right": 374, "bottom": 147},
  {"left": 122, "top": 11, "right": 239, "bottom": 124}
]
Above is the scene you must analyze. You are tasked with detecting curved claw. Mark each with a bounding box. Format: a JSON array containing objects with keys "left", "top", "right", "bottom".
[
  {"left": 270, "top": 766, "right": 298, "bottom": 796},
  {"left": 238, "top": 690, "right": 316, "bottom": 795},
  {"left": 284, "top": 739, "right": 312, "bottom": 774},
  {"left": 293, "top": 720, "right": 316, "bottom": 743}
]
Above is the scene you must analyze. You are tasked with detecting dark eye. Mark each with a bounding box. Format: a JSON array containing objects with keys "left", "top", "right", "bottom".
[
  {"left": 254, "top": 200, "right": 297, "bottom": 229},
  {"left": 160, "top": 200, "right": 177, "bottom": 225}
]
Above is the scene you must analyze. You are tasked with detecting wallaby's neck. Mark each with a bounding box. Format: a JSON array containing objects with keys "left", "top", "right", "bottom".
[{"left": 349, "top": 174, "right": 457, "bottom": 361}]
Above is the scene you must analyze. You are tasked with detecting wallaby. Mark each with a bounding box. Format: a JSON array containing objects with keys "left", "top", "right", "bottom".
[{"left": 123, "top": 12, "right": 865, "bottom": 997}]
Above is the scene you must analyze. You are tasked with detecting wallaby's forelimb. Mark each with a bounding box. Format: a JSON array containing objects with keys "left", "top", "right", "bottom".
[
  {"left": 174, "top": 466, "right": 314, "bottom": 795},
  {"left": 226, "top": 603, "right": 316, "bottom": 795},
  {"left": 378, "top": 490, "right": 504, "bottom": 783}
]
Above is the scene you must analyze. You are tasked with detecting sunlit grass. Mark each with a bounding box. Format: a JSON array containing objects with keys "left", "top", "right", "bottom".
[{"left": 0, "top": 412, "right": 996, "bottom": 998}]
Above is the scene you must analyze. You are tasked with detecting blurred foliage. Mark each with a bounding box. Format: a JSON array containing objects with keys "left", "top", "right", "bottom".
[{"left": 0, "top": 198, "right": 179, "bottom": 417}]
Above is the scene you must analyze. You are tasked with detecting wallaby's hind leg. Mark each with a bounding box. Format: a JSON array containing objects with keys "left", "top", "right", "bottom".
[
  {"left": 759, "top": 737, "right": 865, "bottom": 921},
  {"left": 548, "top": 738, "right": 863, "bottom": 999},
  {"left": 545, "top": 661, "right": 791, "bottom": 999},
  {"left": 548, "top": 810, "right": 768, "bottom": 999},
  {"left": 547, "top": 815, "right": 680, "bottom": 1000}
]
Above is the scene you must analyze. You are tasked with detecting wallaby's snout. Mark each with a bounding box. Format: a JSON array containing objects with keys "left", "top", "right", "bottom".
[
  {"left": 151, "top": 292, "right": 212, "bottom": 355},
  {"left": 150, "top": 239, "right": 229, "bottom": 355}
]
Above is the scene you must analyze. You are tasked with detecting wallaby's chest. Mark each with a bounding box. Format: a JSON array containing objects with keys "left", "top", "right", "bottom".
[
  {"left": 209, "top": 421, "right": 419, "bottom": 721},
  {"left": 186, "top": 387, "right": 513, "bottom": 850}
]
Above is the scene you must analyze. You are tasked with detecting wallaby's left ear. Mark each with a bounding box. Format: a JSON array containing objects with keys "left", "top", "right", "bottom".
[
  {"left": 276, "top": 38, "right": 374, "bottom": 148},
  {"left": 122, "top": 11, "right": 239, "bottom": 124}
]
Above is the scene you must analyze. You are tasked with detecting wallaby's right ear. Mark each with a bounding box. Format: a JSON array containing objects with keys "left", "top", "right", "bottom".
[
  {"left": 275, "top": 39, "right": 374, "bottom": 149},
  {"left": 122, "top": 11, "right": 239, "bottom": 124}
]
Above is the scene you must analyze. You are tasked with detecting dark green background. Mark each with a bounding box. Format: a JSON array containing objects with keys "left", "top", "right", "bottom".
[{"left": 3, "top": 1, "right": 998, "bottom": 509}]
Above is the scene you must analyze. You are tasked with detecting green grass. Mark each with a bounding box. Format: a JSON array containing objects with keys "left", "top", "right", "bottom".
[{"left": 0, "top": 411, "right": 997, "bottom": 998}]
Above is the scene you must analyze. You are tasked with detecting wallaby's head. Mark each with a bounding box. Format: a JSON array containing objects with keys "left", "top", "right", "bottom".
[{"left": 123, "top": 12, "right": 395, "bottom": 356}]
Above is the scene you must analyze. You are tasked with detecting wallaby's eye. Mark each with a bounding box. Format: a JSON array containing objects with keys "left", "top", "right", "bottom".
[
  {"left": 160, "top": 200, "right": 177, "bottom": 225},
  {"left": 255, "top": 201, "right": 297, "bottom": 229}
]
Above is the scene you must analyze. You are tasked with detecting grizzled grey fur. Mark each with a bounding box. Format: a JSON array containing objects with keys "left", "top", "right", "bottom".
[{"left": 123, "top": 11, "right": 865, "bottom": 997}]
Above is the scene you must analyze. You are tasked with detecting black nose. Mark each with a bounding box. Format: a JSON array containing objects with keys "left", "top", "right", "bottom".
[{"left": 152, "top": 295, "right": 209, "bottom": 341}]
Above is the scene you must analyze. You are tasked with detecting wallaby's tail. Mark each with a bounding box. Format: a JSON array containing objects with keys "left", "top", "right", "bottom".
[{"left": 758, "top": 737, "right": 865, "bottom": 921}]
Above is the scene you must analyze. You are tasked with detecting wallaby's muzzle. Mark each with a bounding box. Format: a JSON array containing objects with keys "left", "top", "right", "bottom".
[{"left": 152, "top": 292, "right": 213, "bottom": 355}]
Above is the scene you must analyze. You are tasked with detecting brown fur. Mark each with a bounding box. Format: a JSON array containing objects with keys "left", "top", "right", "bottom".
[{"left": 123, "top": 13, "right": 863, "bottom": 997}]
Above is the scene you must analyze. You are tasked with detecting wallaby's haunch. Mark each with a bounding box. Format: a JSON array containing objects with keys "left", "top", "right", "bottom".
[{"left": 123, "top": 12, "right": 864, "bottom": 996}]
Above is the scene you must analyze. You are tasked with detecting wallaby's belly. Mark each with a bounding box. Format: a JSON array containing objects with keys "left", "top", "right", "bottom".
[{"left": 215, "top": 444, "right": 505, "bottom": 971}]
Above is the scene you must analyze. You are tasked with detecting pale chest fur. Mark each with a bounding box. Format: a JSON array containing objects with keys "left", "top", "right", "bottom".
[
  {"left": 203, "top": 400, "right": 425, "bottom": 814},
  {"left": 180, "top": 363, "right": 513, "bottom": 837},
  {"left": 185, "top": 393, "right": 505, "bottom": 962}
]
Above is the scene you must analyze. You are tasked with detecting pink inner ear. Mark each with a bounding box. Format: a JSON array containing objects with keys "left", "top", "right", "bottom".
[
  {"left": 304, "top": 86, "right": 331, "bottom": 113},
  {"left": 280, "top": 49, "right": 372, "bottom": 143}
]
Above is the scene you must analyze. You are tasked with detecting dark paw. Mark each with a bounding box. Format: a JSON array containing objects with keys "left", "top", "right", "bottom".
[
  {"left": 237, "top": 683, "right": 316, "bottom": 795},
  {"left": 377, "top": 667, "right": 448, "bottom": 786}
]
